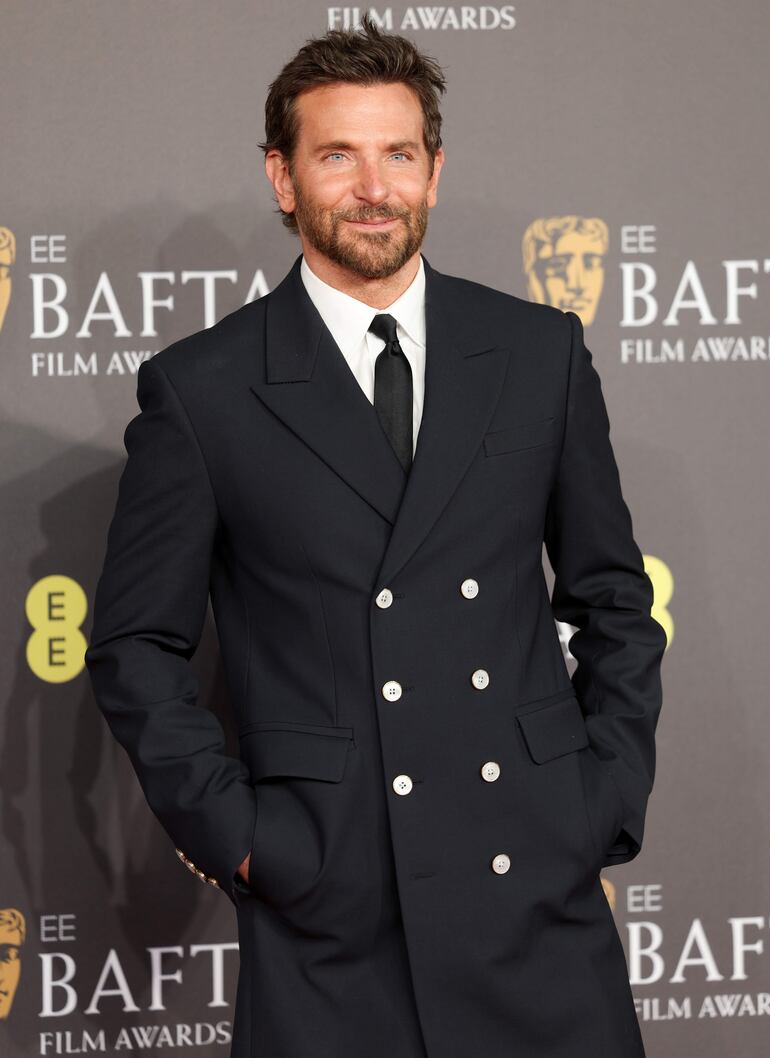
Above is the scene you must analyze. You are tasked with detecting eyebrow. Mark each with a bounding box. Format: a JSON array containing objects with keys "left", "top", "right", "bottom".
[{"left": 315, "top": 140, "right": 421, "bottom": 155}]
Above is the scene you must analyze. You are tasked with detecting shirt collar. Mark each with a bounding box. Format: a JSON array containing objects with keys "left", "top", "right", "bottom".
[{"left": 300, "top": 254, "right": 426, "bottom": 360}]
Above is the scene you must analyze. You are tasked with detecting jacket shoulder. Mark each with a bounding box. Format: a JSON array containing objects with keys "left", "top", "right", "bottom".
[
  {"left": 440, "top": 264, "right": 566, "bottom": 321},
  {"left": 435, "top": 266, "right": 568, "bottom": 337},
  {"left": 146, "top": 296, "right": 268, "bottom": 384}
]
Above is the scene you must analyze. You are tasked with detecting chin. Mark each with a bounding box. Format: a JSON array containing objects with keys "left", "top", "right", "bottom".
[{"left": 336, "top": 246, "right": 400, "bottom": 272}]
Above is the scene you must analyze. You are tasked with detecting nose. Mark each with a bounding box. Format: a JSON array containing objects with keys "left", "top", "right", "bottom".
[
  {"left": 565, "top": 256, "right": 585, "bottom": 295},
  {"left": 352, "top": 158, "right": 389, "bottom": 205}
]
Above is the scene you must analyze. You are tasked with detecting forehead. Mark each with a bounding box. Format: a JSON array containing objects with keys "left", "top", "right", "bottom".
[
  {"left": 542, "top": 231, "right": 605, "bottom": 254},
  {"left": 294, "top": 82, "right": 424, "bottom": 144}
]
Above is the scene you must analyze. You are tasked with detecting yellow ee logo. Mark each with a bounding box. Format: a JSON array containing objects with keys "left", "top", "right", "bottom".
[
  {"left": 643, "top": 554, "right": 673, "bottom": 647},
  {"left": 25, "top": 575, "right": 87, "bottom": 682}
]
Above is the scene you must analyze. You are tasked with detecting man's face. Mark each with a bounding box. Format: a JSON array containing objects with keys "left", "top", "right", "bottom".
[{"left": 267, "top": 81, "right": 444, "bottom": 279}]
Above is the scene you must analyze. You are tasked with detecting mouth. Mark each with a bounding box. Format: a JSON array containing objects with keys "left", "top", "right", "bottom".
[{"left": 346, "top": 217, "right": 400, "bottom": 229}]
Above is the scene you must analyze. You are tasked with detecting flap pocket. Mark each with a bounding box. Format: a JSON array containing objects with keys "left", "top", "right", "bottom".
[
  {"left": 238, "top": 722, "right": 354, "bottom": 783},
  {"left": 516, "top": 693, "right": 589, "bottom": 764},
  {"left": 484, "top": 416, "right": 556, "bottom": 456}
]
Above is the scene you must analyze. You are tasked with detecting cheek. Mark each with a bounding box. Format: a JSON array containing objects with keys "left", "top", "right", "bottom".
[
  {"left": 393, "top": 168, "right": 427, "bottom": 192},
  {"left": 399, "top": 177, "right": 433, "bottom": 209},
  {"left": 296, "top": 169, "right": 347, "bottom": 207}
]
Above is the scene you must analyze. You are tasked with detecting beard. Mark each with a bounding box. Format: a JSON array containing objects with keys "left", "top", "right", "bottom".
[{"left": 292, "top": 180, "right": 429, "bottom": 279}]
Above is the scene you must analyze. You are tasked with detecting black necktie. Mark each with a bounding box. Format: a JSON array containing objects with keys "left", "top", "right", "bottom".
[{"left": 368, "top": 313, "right": 413, "bottom": 473}]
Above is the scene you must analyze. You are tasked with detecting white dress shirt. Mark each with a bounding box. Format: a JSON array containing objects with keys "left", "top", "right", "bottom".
[{"left": 300, "top": 254, "right": 426, "bottom": 457}]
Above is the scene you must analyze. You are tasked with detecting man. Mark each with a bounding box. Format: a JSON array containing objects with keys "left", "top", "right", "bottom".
[{"left": 85, "top": 14, "right": 666, "bottom": 1058}]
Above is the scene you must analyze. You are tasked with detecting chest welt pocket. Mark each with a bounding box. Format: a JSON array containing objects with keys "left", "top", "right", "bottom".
[
  {"left": 515, "top": 691, "right": 589, "bottom": 763},
  {"left": 238, "top": 722, "right": 354, "bottom": 783},
  {"left": 483, "top": 415, "right": 556, "bottom": 457}
]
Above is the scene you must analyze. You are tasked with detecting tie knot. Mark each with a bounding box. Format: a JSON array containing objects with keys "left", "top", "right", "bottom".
[{"left": 368, "top": 312, "right": 399, "bottom": 346}]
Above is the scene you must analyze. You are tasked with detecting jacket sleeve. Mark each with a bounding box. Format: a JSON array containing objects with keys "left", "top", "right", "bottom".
[
  {"left": 84, "top": 354, "right": 257, "bottom": 902},
  {"left": 544, "top": 309, "right": 667, "bottom": 866}
]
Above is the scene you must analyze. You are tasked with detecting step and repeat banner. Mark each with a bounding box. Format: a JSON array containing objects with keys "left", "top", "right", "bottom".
[{"left": 2, "top": 2, "right": 768, "bottom": 1056}]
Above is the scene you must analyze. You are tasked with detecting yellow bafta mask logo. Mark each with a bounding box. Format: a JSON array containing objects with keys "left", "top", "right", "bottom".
[
  {"left": 0, "top": 228, "right": 16, "bottom": 333},
  {"left": 644, "top": 554, "right": 673, "bottom": 647},
  {"left": 0, "top": 908, "right": 26, "bottom": 1019},
  {"left": 601, "top": 877, "right": 616, "bottom": 911},
  {"left": 522, "top": 216, "right": 608, "bottom": 326}
]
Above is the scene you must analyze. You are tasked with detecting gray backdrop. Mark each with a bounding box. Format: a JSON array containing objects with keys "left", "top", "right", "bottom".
[{"left": 2, "top": 1, "right": 769, "bottom": 1055}]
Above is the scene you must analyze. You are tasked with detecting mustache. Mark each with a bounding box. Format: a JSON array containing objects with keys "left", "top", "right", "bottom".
[{"left": 337, "top": 207, "right": 407, "bottom": 223}]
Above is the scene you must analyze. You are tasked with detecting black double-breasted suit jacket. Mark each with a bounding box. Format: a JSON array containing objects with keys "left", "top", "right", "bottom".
[{"left": 84, "top": 252, "right": 667, "bottom": 1058}]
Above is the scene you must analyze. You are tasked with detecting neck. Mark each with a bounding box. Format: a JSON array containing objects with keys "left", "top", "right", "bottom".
[{"left": 300, "top": 245, "right": 421, "bottom": 308}]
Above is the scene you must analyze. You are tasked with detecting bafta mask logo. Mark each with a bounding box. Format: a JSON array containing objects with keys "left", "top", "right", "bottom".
[
  {"left": 0, "top": 228, "right": 16, "bottom": 334},
  {"left": 522, "top": 216, "right": 608, "bottom": 326},
  {"left": 601, "top": 877, "right": 616, "bottom": 911},
  {"left": 0, "top": 908, "right": 26, "bottom": 1019}
]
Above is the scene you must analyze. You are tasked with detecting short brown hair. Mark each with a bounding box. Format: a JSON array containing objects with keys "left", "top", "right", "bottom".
[{"left": 258, "top": 14, "right": 447, "bottom": 233}]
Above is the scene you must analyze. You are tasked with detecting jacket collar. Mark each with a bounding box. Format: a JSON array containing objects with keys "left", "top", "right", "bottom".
[{"left": 299, "top": 253, "right": 427, "bottom": 358}]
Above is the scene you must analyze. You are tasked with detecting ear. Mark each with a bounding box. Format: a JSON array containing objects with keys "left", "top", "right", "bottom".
[
  {"left": 265, "top": 150, "right": 297, "bottom": 214},
  {"left": 426, "top": 147, "right": 445, "bottom": 209}
]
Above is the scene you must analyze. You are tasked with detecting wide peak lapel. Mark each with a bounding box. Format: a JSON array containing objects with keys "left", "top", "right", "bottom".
[
  {"left": 374, "top": 256, "right": 511, "bottom": 589},
  {"left": 249, "top": 256, "right": 408, "bottom": 525}
]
